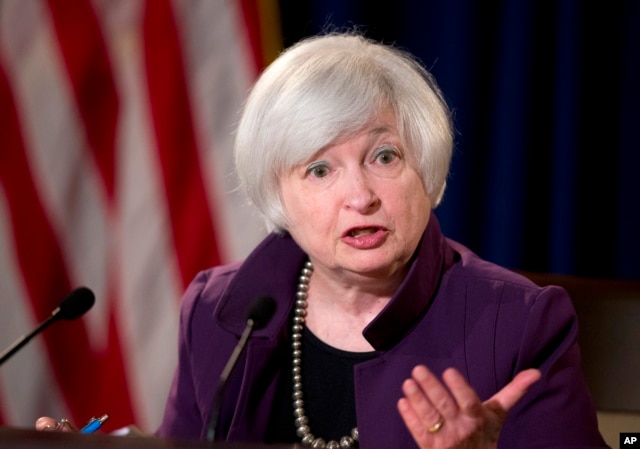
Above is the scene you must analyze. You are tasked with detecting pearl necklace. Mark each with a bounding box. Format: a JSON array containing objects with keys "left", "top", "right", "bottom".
[{"left": 292, "top": 260, "right": 359, "bottom": 449}]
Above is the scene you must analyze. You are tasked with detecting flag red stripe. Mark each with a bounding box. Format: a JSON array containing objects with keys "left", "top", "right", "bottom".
[
  {"left": 0, "top": 69, "right": 73, "bottom": 327},
  {"left": 0, "top": 0, "right": 268, "bottom": 430},
  {"left": 46, "top": 0, "right": 119, "bottom": 201},
  {"left": 0, "top": 63, "right": 85, "bottom": 422},
  {"left": 0, "top": 397, "right": 6, "bottom": 425},
  {"left": 46, "top": 0, "right": 139, "bottom": 431},
  {"left": 0, "top": 49, "right": 136, "bottom": 433},
  {"left": 239, "top": 0, "right": 266, "bottom": 73},
  {"left": 142, "top": 0, "right": 222, "bottom": 287}
]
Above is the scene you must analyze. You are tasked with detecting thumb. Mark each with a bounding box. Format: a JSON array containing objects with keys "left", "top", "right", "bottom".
[{"left": 486, "top": 368, "right": 541, "bottom": 412}]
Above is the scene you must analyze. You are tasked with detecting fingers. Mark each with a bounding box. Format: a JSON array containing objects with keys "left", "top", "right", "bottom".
[
  {"left": 397, "top": 365, "right": 457, "bottom": 444},
  {"left": 412, "top": 366, "right": 458, "bottom": 419},
  {"left": 441, "top": 367, "right": 483, "bottom": 416},
  {"left": 35, "top": 417, "right": 59, "bottom": 431},
  {"left": 397, "top": 397, "right": 435, "bottom": 445},
  {"left": 408, "top": 365, "right": 459, "bottom": 419},
  {"left": 400, "top": 366, "right": 541, "bottom": 419},
  {"left": 397, "top": 365, "right": 542, "bottom": 448}
]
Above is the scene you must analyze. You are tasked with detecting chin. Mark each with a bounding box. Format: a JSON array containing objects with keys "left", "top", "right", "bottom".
[{"left": 344, "top": 255, "right": 406, "bottom": 278}]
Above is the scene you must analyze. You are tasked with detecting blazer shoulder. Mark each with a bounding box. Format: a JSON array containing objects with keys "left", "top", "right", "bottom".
[{"left": 179, "top": 262, "right": 243, "bottom": 326}]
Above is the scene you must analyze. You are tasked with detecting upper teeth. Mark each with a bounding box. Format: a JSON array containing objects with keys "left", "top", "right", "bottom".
[{"left": 351, "top": 228, "right": 375, "bottom": 237}]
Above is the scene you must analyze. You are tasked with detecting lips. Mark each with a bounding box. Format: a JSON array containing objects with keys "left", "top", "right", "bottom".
[
  {"left": 344, "top": 226, "right": 385, "bottom": 237},
  {"left": 342, "top": 226, "right": 389, "bottom": 249},
  {"left": 347, "top": 227, "right": 379, "bottom": 237}
]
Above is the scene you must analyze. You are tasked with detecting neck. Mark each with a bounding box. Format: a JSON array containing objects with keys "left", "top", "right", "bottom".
[{"left": 304, "top": 267, "right": 397, "bottom": 352}]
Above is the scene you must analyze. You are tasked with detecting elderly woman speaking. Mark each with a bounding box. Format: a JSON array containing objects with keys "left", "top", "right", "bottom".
[
  {"left": 153, "top": 33, "right": 607, "bottom": 448},
  {"left": 36, "top": 32, "right": 606, "bottom": 449}
]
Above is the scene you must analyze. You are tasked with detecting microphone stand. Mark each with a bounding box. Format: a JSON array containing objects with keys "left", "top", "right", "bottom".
[
  {"left": 206, "top": 319, "right": 256, "bottom": 442},
  {"left": 205, "top": 295, "right": 275, "bottom": 443}
]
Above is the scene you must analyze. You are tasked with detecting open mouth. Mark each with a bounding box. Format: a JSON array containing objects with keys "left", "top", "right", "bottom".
[{"left": 346, "top": 227, "right": 382, "bottom": 237}]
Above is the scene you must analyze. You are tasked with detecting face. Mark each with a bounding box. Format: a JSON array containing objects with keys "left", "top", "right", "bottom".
[{"left": 279, "top": 109, "right": 432, "bottom": 285}]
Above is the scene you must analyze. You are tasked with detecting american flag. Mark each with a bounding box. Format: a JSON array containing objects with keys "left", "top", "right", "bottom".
[{"left": 0, "top": 0, "right": 279, "bottom": 433}]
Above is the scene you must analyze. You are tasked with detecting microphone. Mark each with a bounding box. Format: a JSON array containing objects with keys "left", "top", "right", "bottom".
[
  {"left": 0, "top": 287, "right": 95, "bottom": 366},
  {"left": 206, "top": 296, "right": 276, "bottom": 442}
]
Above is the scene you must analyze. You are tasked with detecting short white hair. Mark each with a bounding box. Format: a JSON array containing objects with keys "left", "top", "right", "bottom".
[{"left": 234, "top": 32, "right": 453, "bottom": 233}]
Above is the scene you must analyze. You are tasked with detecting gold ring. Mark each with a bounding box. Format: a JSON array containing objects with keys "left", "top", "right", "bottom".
[{"left": 427, "top": 416, "right": 444, "bottom": 433}]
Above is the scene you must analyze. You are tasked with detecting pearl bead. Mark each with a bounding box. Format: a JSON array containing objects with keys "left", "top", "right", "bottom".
[{"left": 291, "top": 261, "right": 358, "bottom": 448}]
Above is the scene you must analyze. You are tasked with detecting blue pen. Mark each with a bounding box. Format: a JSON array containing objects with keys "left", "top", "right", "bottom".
[{"left": 79, "top": 414, "right": 109, "bottom": 434}]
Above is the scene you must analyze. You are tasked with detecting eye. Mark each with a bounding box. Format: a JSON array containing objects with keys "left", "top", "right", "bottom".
[
  {"left": 306, "top": 161, "right": 330, "bottom": 178},
  {"left": 373, "top": 145, "right": 400, "bottom": 165}
]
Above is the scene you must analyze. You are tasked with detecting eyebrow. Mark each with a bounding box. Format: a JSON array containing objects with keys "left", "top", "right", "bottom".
[{"left": 302, "top": 122, "right": 400, "bottom": 166}]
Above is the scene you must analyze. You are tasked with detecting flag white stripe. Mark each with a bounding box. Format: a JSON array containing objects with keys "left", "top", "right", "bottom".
[
  {"left": 0, "top": 189, "right": 70, "bottom": 424},
  {"left": 175, "top": 0, "right": 267, "bottom": 262},
  {"left": 94, "top": 0, "right": 183, "bottom": 430},
  {"left": 0, "top": 0, "right": 111, "bottom": 346},
  {"left": 0, "top": 0, "right": 268, "bottom": 432}
]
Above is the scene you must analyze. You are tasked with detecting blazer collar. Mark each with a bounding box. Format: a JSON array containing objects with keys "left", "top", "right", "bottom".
[{"left": 363, "top": 214, "right": 455, "bottom": 349}]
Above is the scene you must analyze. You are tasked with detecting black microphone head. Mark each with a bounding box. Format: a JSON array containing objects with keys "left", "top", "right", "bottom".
[
  {"left": 246, "top": 296, "right": 276, "bottom": 330},
  {"left": 57, "top": 287, "right": 95, "bottom": 320}
]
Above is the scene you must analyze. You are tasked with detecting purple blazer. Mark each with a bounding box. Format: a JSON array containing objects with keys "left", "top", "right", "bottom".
[{"left": 157, "top": 215, "right": 608, "bottom": 448}]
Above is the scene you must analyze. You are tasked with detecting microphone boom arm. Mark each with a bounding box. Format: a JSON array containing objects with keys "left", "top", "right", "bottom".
[{"left": 0, "top": 315, "right": 57, "bottom": 366}]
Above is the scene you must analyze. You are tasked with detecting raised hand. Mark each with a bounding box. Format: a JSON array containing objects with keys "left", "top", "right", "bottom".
[{"left": 397, "top": 365, "right": 541, "bottom": 449}]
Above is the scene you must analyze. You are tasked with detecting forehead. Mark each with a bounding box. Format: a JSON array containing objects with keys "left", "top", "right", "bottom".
[{"left": 317, "top": 108, "right": 401, "bottom": 154}]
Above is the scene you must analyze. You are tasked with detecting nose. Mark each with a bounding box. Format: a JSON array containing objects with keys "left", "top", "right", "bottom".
[{"left": 343, "top": 168, "right": 380, "bottom": 213}]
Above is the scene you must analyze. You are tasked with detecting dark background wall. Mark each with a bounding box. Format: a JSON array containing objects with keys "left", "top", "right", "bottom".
[{"left": 277, "top": 0, "right": 640, "bottom": 280}]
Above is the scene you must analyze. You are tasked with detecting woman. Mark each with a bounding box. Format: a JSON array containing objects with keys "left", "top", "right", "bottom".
[
  {"left": 38, "top": 33, "right": 607, "bottom": 448},
  {"left": 156, "top": 32, "right": 606, "bottom": 448}
]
